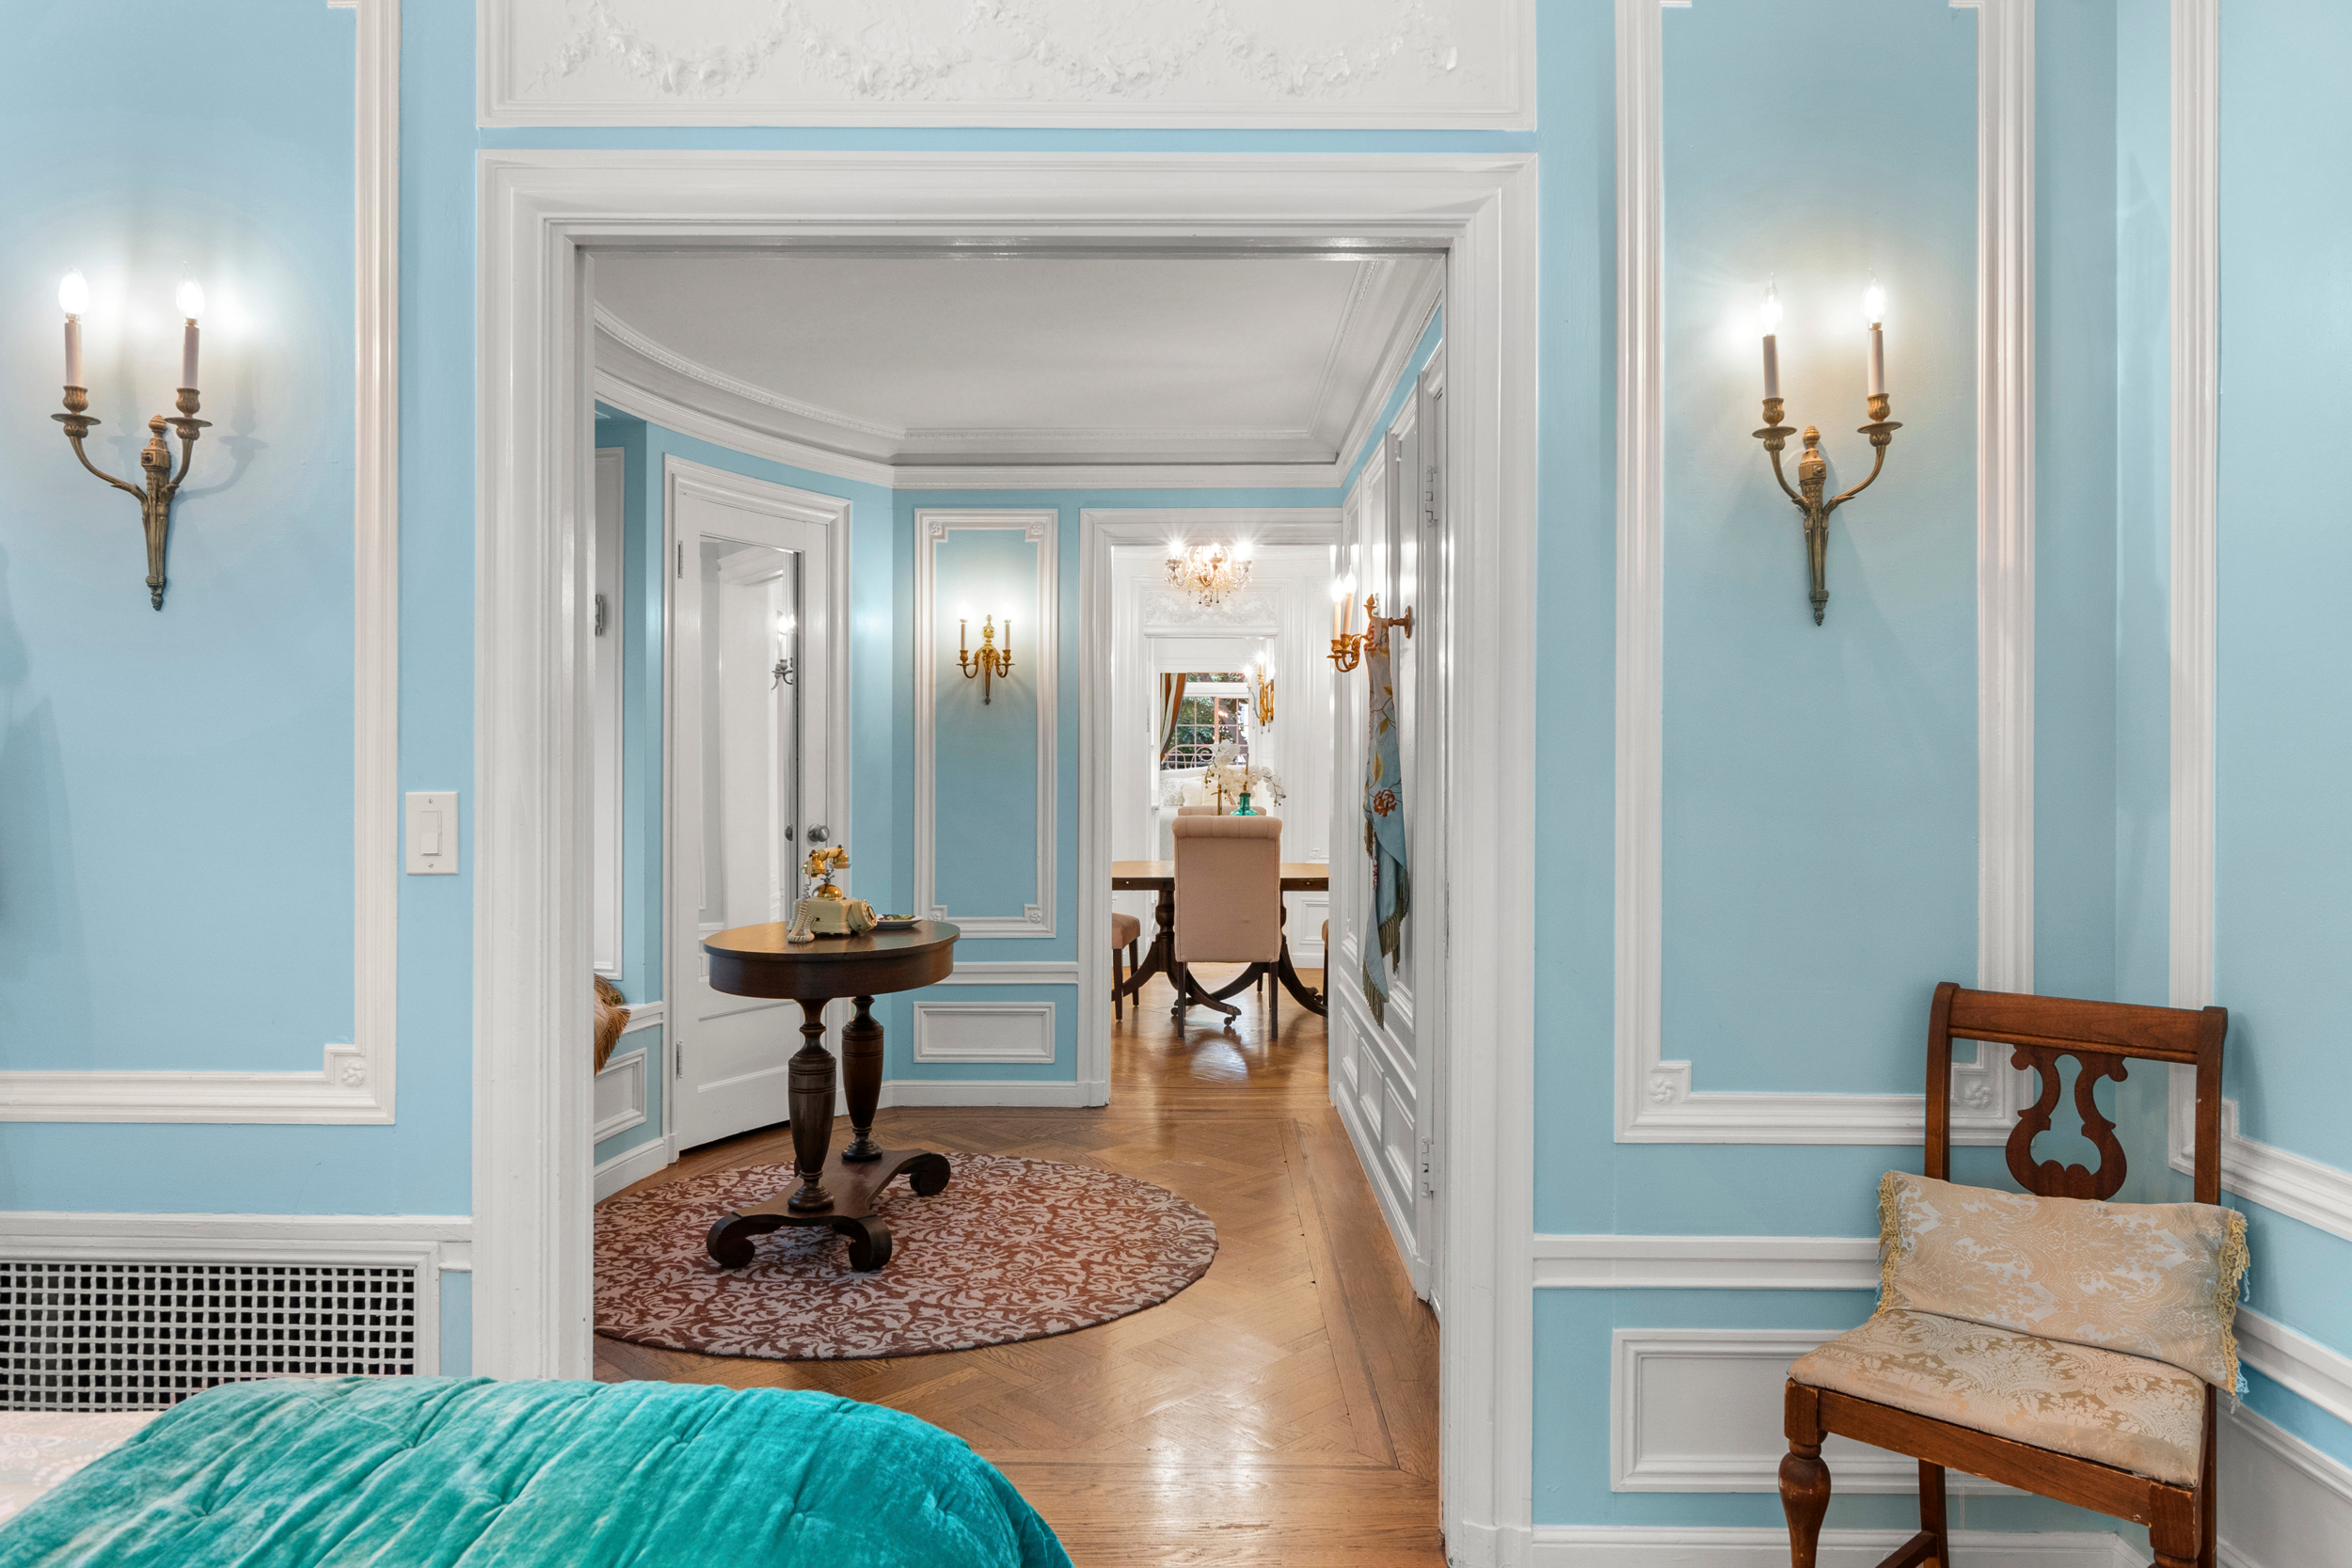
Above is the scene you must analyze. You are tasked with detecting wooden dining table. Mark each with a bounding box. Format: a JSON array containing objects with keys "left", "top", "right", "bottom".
[{"left": 1111, "top": 859, "right": 1329, "bottom": 1020}]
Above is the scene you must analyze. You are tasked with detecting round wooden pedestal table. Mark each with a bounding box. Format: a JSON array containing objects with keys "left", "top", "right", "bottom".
[{"left": 699, "top": 919, "right": 959, "bottom": 1273}]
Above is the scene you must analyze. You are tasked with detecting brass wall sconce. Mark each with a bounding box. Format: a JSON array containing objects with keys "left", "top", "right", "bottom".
[
  {"left": 1327, "top": 578, "right": 1413, "bottom": 674},
  {"left": 52, "top": 271, "right": 211, "bottom": 610},
  {"left": 957, "top": 611, "right": 1014, "bottom": 704},
  {"left": 1751, "top": 279, "right": 1901, "bottom": 625},
  {"left": 1250, "top": 652, "right": 1276, "bottom": 726}
]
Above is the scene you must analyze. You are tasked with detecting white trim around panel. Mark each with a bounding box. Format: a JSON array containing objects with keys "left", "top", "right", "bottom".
[
  {"left": 911, "top": 1002, "right": 1057, "bottom": 1065},
  {"left": 0, "top": 0, "right": 401, "bottom": 1125},
  {"left": 1612, "top": 0, "right": 2033, "bottom": 1146},
  {"left": 1612, "top": 1329, "right": 2020, "bottom": 1495},
  {"left": 914, "top": 510, "right": 1058, "bottom": 939},
  {"left": 2156, "top": 0, "right": 2352, "bottom": 1243}
]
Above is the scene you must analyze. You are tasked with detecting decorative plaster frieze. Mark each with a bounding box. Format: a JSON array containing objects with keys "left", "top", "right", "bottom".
[{"left": 480, "top": 0, "right": 1534, "bottom": 129}]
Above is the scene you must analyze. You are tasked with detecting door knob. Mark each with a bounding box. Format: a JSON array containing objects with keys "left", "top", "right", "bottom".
[{"left": 805, "top": 825, "right": 830, "bottom": 844}]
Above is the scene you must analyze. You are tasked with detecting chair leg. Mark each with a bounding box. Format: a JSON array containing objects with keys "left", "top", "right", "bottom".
[
  {"left": 1778, "top": 1441, "right": 1830, "bottom": 1568},
  {"left": 1917, "top": 1462, "right": 1947, "bottom": 1568},
  {"left": 1112, "top": 944, "right": 1125, "bottom": 1021}
]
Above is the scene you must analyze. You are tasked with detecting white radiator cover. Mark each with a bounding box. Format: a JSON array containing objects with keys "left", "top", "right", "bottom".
[{"left": 1, "top": 1260, "right": 421, "bottom": 1409}]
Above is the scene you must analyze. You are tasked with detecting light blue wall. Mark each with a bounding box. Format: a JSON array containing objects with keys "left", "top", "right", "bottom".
[
  {"left": 930, "top": 528, "right": 1046, "bottom": 918},
  {"left": 2198, "top": 0, "right": 2352, "bottom": 1471},
  {"left": 1659, "top": 0, "right": 1977, "bottom": 1102},
  {"left": 17, "top": 0, "right": 2343, "bottom": 1516}
]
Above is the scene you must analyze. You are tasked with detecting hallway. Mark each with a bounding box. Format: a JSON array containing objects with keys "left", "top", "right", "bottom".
[{"left": 596, "top": 967, "right": 1443, "bottom": 1567}]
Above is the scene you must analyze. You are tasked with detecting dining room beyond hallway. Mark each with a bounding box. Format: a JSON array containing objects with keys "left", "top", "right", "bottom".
[{"left": 596, "top": 965, "right": 1442, "bottom": 1568}]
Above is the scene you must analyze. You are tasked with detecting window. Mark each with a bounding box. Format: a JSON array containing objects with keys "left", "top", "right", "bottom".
[{"left": 1161, "top": 673, "right": 1250, "bottom": 771}]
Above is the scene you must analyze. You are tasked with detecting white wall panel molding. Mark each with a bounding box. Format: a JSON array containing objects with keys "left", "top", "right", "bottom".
[
  {"left": 0, "top": 0, "right": 403, "bottom": 1125},
  {"left": 2235, "top": 1308, "right": 2352, "bottom": 1429},
  {"left": 1533, "top": 1234, "right": 1878, "bottom": 1291},
  {"left": 479, "top": 0, "right": 1534, "bottom": 131},
  {"left": 876, "top": 1079, "right": 1090, "bottom": 1109},
  {"left": 1529, "top": 1528, "right": 2139, "bottom": 1568},
  {"left": 914, "top": 510, "right": 1058, "bottom": 939},
  {"left": 911, "top": 1003, "right": 1057, "bottom": 1065},
  {"left": 1613, "top": 0, "right": 2032, "bottom": 1146},
  {"left": 1612, "top": 1330, "right": 2017, "bottom": 1495},
  {"left": 477, "top": 161, "right": 1537, "bottom": 1558},
  {"left": 2153, "top": 0, "right": 2352, "bottom": 1244},
  {"left": 2217, "top": 1402, "right": 2352, "bottom": 1568},
  {"left": 591, "top": 1048, "right": 646, "bottom": 1142},
  {"left": 940, "top": 962, "right": 1083, "bottom": 987}
]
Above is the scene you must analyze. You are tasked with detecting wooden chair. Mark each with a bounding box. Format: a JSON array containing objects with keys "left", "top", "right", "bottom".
[
  {"left": 1781, "top": 982, "right": 2230, "bottom": 1568},
  {"left": 1170, "top": 814, "right": 1283, "bottom": 1031},
  {"left": 1110, "top": 911, "right": 1142, "bottom": 1020}
]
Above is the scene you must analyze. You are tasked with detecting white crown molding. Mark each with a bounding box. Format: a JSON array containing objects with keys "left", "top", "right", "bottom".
[
  {"left": 477, "top": 0, "right": 1536, "bottom": 131},
  {"left": 595, "top": 369, "right": 899, "bottom": 489},
  {"left": 1613, "top": 0, "right": 2034, "bottom": 1145},
  {"left": 1533, "top": 1233, "right": 1879, "bottom": 1291},
  {"left": 0, "top": 0, "right": 401, "bottom": 1126},
  {"left": 596, "top": 266, "right": 1429, "bottom": 473},
  {"left": 914, "top": 510, "right": 1059, "bottom": 940},
  {"left": 596, "top": 358, "right": 1353, "bottom": 493}
]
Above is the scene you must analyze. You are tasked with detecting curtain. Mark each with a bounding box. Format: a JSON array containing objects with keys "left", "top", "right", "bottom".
[
  {"left": 1156, "top": 672, "right": 1188, "bottom": 759},
  {"left": 1360, "top": 636, "right": 1409, "bottom": 1025}
]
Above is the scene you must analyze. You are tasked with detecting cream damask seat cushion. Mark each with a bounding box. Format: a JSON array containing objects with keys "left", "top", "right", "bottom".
[{"left": 1788, "top": 1308, "right": 2205, "bottom": 1484}]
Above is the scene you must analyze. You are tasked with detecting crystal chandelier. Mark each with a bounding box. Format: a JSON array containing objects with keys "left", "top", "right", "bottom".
[{"left": 1164, "top": 539, "right": 1252, "bottom": 608}]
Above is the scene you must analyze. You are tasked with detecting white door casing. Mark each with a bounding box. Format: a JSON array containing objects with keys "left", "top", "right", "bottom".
[
  {"left": 474, "top": 154, "right": 1536, "bottom": 1553},
  {"left": 663, "top": 456, "right": 851, "bottom": 1151}
]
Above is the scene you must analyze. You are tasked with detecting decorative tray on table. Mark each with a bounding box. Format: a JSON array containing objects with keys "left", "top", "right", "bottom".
[{"left": 871, "top": 914, "right": 921, "bottom": 931}]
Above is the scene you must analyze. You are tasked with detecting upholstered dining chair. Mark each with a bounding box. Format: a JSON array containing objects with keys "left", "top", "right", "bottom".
[
  {"left": 1110, "top": 911, "right": 1142, "bottom": 1020},
  {"left": 1176, "top": 804, "right": 1219, "bottom": 816},
  {"left": 1781, "top": 983, "right": 2235, "bottom": 1568},
  {"left": 1170, "top": 815, "right": 1283, "bottom": 1033}
]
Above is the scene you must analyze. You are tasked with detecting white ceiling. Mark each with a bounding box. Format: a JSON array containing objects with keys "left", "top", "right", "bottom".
[{"left": 591, "top": 250, "right": 1442, "bottom": 475}]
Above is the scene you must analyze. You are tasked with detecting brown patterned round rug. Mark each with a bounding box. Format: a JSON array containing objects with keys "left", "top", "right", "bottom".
[{"left": 595, "top": 1152, "right": 1217, "bottom": 1360}]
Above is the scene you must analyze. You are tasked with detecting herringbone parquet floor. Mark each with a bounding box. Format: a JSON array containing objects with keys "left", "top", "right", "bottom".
[{"left": 596, "top": 966, "right": 1444, "bottom": 1566}]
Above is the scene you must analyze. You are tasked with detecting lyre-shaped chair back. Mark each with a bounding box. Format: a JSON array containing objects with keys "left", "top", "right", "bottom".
[{"left": 1923, "top": 981, "right": 2229, "bottom": 1204}]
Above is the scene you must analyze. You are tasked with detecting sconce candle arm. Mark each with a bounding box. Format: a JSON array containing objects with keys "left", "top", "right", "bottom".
[
  {"left": 55, "top": 422, "right": 145, "bottom": 499},
  {"left": 1826, "top": 438, "right": 1890, "bottom": 511}
]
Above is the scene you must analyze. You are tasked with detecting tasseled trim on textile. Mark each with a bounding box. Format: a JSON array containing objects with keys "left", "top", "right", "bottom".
[
  {"left": 1874, "top": 1169, "right": 1904, "bottom": 1317},
  {"left": 2215, "top": 1207, "right": 2250, "bottom": 1402}
]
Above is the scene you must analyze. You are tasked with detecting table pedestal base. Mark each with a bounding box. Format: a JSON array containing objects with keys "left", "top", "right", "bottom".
[{"left": 706, "top": 1147, "right": 952, "bottom": 1273}]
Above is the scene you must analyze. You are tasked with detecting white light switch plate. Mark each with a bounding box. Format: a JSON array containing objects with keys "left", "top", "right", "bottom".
[{"left": 405, "top": 791, "right": 459, "bottom": 875}]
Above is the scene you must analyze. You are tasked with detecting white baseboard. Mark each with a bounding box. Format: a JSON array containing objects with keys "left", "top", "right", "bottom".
[
  {"left": 593, "top": 1133, "right": 675, "bottom": 1200},
  {"left": 2218, "top": 1401, "right": 2352, "bottom": 1568},
  {"left": 877, "top": 1078, "right": 1090, "bottom": 1109},
  {"left": 1528, "top": 1528, "right": 2137, "bottom": 1568}
]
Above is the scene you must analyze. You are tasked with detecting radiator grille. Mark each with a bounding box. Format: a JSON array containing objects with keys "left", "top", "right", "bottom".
[{"left": 0, "top": 1261, "right": 419, "bottom": 1409}]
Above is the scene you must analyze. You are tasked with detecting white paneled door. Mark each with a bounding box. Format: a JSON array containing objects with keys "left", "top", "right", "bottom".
[
  {"left": 1328, "top": 350, "right": 1445, "bottom": 1299},
  {"left": 668, "top": 468, "right": 839, "bottom": 1152}
]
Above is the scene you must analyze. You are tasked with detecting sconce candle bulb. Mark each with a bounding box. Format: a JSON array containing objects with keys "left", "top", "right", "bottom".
[
  {"left": 1759, "top": 280, "right": 1783, "bottom": 401},
  {"left": 58, "top": 270, "right": 87, "bottom": 387},
  {"left": 175, "top": 278, "right": 203, "bottom": 388},
  {"left": 1863, "top": 278, "right": 1886, "bottom": 399}
]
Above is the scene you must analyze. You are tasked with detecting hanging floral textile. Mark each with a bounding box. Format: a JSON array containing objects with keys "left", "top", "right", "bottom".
[{"left": 1360, "top": 630, "right": 1409, "bottom": 1023}]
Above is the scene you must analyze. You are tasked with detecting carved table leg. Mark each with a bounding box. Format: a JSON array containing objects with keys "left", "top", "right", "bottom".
[
  {"left": 828, "top": 1214, "right": 894, "bottom": 1272},
  {"left": 841, "top": 994, "right": 883, "bottom": 1162},
  {"left": 787, "top": 996, "right": 837, "bottom": 1212}
]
